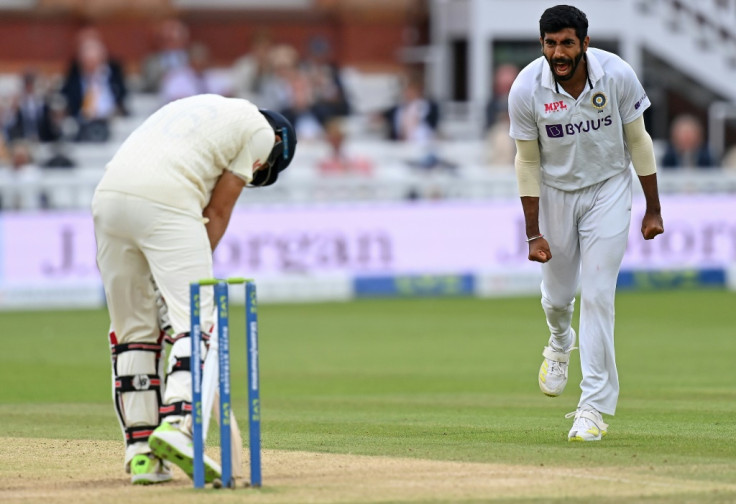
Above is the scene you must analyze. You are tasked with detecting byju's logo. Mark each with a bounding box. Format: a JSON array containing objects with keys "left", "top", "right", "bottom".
[
  {"left": 546, "top": 124, "right": 565, "bottom": 138},
  {"left": 545, "top": 115, "right": 613, "bottom": 138},
  {"left": 635, "top": 93, "right": 648, "bottom": 110}
]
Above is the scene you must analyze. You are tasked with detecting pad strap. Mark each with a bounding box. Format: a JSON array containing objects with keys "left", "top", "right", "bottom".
[
  {"left": 115, "top": 374, "right": 162, "bottom": 393},
  {"left": 166, "top": 356, "right": 191, "bottom": 379},
  {"left": 164, "top": 332, "right": 188, "bottom": 345},
  {"left": 112, "top": 342, "right": 163, "bottom": 355},
  {"left": 125, "top": 425, "right": 158, "bottom": 446},
  {"left": 111, "top": 342, "right": 163, "bottom": 376},
  {"left": 164, "top": 331, "right": 211, "bottom": 345},
  {"left": 159, "top": 400, "right": 192, "bottom": 418}
]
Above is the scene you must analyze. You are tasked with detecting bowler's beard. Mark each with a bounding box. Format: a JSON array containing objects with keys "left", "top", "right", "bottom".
[{"left": 547, "top": 51, "right": 585, "bottom": 82}]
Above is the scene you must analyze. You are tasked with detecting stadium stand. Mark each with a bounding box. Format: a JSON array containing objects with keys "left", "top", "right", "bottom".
[{"left": 1, "top": 0, "right": 736, "bottom": 211}]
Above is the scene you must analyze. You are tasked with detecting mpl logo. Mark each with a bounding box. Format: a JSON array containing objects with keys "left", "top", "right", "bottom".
[{"left": 544, "top": 100, "right": 567, "bottom": 113}]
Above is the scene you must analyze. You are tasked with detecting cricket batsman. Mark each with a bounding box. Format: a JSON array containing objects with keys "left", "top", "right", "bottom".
[{"left": 92, "top": 94, "right": 296, "bottom": 484}]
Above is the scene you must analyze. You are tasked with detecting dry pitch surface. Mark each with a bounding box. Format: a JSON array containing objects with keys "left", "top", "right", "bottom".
[{"left": 3, "top": 438, "right": 736, "bottom": 503}]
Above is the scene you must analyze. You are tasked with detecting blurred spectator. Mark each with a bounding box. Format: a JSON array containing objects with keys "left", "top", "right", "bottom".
[
  {"left": 484, "top": 64, "right": 518, "bottom": 168},
  {"left": 0, "top": 132, "right": 10, "bottom": 165},
  {"left": 661, "top": 114, "right": 716, "bottom": 169},
  {"left": 141, "top": 19, "right": 191, "bottom": 93},
  {"left": 1, "top": 141, "right": 44, "bottom": 210},
  {"left": 317, "top": 118, "right": 373, "bottom": 175},
  {"left": 260, "top": 44, "right": 323, "bottom": 141},
  {"left": 383, "top": 71, "right": 439, "bottom": 142},
  {"left": 722, "top": 144, "right": 736, "bottom": 171},
  {"left": 230, "top": 30, "right": 274, "bottom": 102},
  {"left": 485, "top": 115, "right": 516, "bottom": 168},
  {"left": 485, "top": 63, "right": 519, "bottom": 129},
  {"left": 301, "top": 36, "right": 350, "bottom": 127},
  {"left": 4, "top": 70, "right": 63, "bottom": 143},
  {"left": 159, "top": 42, "right": 234, "bottom": 103},
  {"left": 382, "top": 70, "right": 449, "bottom": 170},
  {"left": 61, "top": 30, "right": 128, "bottom": 142}
]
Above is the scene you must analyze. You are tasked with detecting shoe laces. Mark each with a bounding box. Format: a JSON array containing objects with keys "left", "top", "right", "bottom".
[
  {"left": 565, "top": 407, "right": 604, "bottom": 427},
  {"left": 546, "top": 346, "right": 576, "bottom": 375},
  {"left": 547, "top": 360, "right": 565, "bottom": 376}
]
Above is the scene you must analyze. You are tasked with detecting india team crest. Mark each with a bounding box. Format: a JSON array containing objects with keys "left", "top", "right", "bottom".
[{"left": 591, "top": 92, "right": 607, "bottom": 110}]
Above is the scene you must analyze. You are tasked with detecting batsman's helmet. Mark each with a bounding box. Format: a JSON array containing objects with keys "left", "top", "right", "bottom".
[{"left": 252, "top": 109, "right": 297, "bottom": 187}]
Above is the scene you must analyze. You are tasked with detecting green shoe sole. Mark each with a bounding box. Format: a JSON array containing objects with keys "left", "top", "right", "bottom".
[{"left": 149, "top": 435, "right": 220, "bottom": 483}]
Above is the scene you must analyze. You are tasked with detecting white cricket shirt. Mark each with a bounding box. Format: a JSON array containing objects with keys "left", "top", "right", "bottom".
[
  {"left": 508, "top": 48, "right": 650, "bottom": 191},
  {"left": 96, "top": 94, "right": 274, "bottom": 212}
]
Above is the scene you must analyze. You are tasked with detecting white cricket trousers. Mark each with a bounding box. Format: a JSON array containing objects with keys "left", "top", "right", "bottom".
[
  {"left": 539, "top": 168, "right": 632, "bottom": 416},
  {"left": 92, "top": 190, "right": 215, "bottom": 464},
  {"left": 92, "top": 190, "right": 215, "bottom": 337}
]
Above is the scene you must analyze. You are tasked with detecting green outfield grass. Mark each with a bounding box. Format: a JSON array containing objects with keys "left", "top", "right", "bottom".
[{"left": 2, "top": 289, "right": 736, "bottom": 502}]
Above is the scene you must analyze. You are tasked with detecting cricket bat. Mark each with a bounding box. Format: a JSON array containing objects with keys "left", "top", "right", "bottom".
[{"left": 213, "top": 390, "right": 245, "bottom": 479}]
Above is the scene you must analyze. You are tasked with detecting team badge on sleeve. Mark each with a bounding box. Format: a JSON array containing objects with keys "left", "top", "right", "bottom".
[{"left": 591, "top": 92, "right": 607, "bottom": 110}]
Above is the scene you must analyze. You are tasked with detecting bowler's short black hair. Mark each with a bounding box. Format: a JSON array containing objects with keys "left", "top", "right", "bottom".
[{"left": 539, "top": 5, "right": 588, "bottom": 43}]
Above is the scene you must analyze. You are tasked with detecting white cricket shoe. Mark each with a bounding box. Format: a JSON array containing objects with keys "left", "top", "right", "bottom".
[
  {"left": 565, "top": 406, "right": 608, "bottom": 442},
  {"left": 538, "top": 338, "right": 576, "bottom": 397},
  {"left": 148, "top": 420, "right": 221, "bottom": 483}
]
